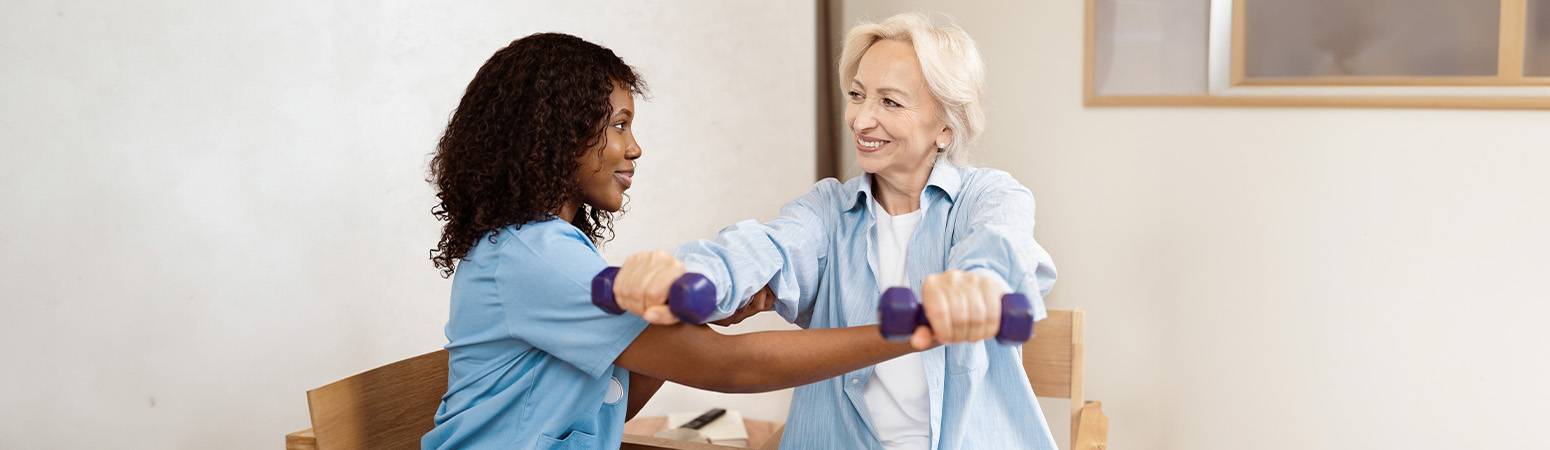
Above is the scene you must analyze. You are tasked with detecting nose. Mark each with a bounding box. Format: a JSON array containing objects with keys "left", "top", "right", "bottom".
[
  {"left": 625, "top": 134, "right": 642, "bottom": 161},
  {"left": 850, "top": 101, "right": 879, "bottom": 132}
]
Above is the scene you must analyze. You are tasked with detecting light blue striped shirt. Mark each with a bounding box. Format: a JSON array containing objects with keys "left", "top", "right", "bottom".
[{"left": 675, "top": 157, "right": 1059, "bottom": 450}]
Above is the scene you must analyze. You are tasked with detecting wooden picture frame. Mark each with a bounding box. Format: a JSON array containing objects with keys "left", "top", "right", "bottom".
[{"left": 1086, "top": 0, "right": 1550, "bottom": 109}]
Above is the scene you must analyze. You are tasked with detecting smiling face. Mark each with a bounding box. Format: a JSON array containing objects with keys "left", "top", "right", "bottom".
[
  {"left": 844, "top": 39, "right": 952, "bottom": 180},
  {"left": 574, "top": 83, "right": 641, "bottom": 214}
]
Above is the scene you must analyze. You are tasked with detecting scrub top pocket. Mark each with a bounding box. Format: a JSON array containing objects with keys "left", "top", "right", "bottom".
[{"left": 536, "top": 429, "right": 598, "bottom": 450}]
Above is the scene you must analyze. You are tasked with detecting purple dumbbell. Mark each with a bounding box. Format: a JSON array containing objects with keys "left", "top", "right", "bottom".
[
  {"left": 592, "top": 267, "right": 718, "bottom": 324},
  {"left": 877, "top": 287, "right": 1034, "bottom": 344}
]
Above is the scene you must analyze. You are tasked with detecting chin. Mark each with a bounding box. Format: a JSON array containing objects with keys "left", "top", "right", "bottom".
[
  {"left": 600, "top": 197, "right": 626, "bottom": 213},
  {"left": 855, "top": 157, "right": 886, "bottom": 175},
  {"left": 861, "top": 152, "right": 886, "bottom": 170},
  {"left": 583, "top": 198, "right": 624, "bottom": 214}
]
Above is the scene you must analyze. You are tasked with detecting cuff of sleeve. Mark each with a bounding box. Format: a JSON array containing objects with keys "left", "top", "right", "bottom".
[
  {"left": 679, "top": 260, "right": 738, "bottom": 321},
  {"left": 966, "top": 268, "right": 1049, "bottom": 323},
  {"left": 582, "top": 316, "right": 650, "bottom": 379},
  {"left": 967, "top": 267, "right": 1013, "bottom": 293},
  {"left": 681, "top": 260, "right": 715, "bottom": 283}
]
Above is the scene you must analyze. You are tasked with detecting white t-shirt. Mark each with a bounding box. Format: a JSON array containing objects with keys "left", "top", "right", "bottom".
[{"left": 862, "top": 197, "right": 931, "bottom": 450}]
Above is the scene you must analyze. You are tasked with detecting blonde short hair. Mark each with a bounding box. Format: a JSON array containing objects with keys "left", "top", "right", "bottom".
[{"left": 838, "top": 12, "right": 986, "bottom": 165}]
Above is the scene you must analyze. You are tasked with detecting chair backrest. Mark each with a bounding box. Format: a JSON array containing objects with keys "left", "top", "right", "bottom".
[
  {"left": 306, "top": 350, "right": 449, "bottom": 450},
  {"left": 1022, "top": 308, "right": 1085, "bottom": 442}
]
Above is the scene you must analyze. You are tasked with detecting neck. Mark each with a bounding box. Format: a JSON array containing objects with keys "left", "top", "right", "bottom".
[
  {"left": 556, "top": 200, "right": 579, "bottom": 223},
  {"left": 871, "top": 163, "right": 933, "bottom": 216}
]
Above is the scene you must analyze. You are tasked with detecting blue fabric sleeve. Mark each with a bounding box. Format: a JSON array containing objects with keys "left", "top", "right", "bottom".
[
  {"left": 494, "top": 224, "right": 649, "bottom": 379},
  {"left": 674, "top": 179, "right": 838, "bottom": 327},
  {"left": 946, "top": 170, "right": 1058, "bottom": 322}
]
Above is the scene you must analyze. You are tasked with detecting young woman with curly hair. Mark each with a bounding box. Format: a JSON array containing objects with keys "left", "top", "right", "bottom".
[{"left": 421, "top": 33, "right": 922, "bottom": 450}]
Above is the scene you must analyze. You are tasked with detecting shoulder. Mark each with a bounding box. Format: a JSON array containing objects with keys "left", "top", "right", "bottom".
[
  {"left": 481, "top": 219, "right": 600, "bottom": 271},
  {"left": 956, "top": 166, "right": 1032, "bottom": 201},
  {"left": 811, "top": 176, "right": 855, "bottom": 200},
  {"left": 958, "top": 166, "right": 1019, "bottom": 188},
  {"left": 784, "top": 177, "right": 860, "bottom": 212},
  {"left": 468, "top": 220, "right": 607, "bottom": 313}
]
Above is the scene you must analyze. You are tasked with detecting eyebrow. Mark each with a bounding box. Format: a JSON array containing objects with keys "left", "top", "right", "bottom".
[
  {"left": 615, "top": 109, "right": 633, "bottom": 119},
  {"left": 850, "top": 79, "right": 913, "bottom": 103}
]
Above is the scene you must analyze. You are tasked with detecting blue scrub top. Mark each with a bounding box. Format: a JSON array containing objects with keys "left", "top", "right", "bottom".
[{"left": 422, "top": 219, "right": 650, "bottom": 450}]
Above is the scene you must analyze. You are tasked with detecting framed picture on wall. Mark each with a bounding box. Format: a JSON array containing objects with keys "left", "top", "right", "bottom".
[{"left": 1086, "top": 0, "right": 1550, "bottom": 109}]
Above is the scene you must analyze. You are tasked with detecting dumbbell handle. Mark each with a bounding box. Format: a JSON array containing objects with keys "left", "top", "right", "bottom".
[
  {"left": 876, "top": 287, "right": 1034, "bottom": 344},
  {"left": 592, "top": 267, "right": 718, "bottom": 324}
]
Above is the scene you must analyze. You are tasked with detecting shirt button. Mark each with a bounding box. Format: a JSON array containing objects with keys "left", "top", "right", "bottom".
[{"left": 851, "top": 378, "right": 859, "bottom": 385}]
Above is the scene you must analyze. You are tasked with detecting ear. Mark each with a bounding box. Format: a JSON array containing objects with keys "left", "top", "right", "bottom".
[{"left": 936, "top": 126, "right": 954, "bottom": 151}]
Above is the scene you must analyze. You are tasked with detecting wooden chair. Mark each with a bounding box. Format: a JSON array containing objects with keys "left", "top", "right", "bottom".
[
  {"left": 284, "top": 350, "right": 776, "bottom": 450},
  {"left": 287, "top": 309, "right": 1108, "bottom": 450},
  {"left": 286, "top": 350, "right": 448, "bottom": 450},
  {"left": 1025, "top": 308, "right": 1109, "bottom": 450}
]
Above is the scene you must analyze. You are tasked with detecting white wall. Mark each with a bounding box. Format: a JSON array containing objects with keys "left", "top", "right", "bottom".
[
  {"left": 841, "top": 2, "right": 1550, "bottom": 449},
  {"left": 0, "top": 1, "right": 812, "bottom": 449}
]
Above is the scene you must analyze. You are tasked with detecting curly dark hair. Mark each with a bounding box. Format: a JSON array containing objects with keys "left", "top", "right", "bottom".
[{"left": 429, "top": 33, "right": 646, "bottom": 277}]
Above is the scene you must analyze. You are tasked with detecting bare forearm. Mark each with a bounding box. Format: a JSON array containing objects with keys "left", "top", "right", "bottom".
[
  {"left": 616, "top": 324, "right": 917, "bottom": 394},
  {"left": 711, "top": 326, "right": 916, "bottom": 393}
]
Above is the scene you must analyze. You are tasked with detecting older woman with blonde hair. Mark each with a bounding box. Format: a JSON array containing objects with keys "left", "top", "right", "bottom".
[{"left": 610, "top": 12, "right": 1057, "bottom": 449}]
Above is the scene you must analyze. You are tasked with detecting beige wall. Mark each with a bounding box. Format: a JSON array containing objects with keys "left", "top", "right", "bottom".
[
  {"left": 8, "top": 1, "right": 1548, "bottom": 449},
  {"left": 840, "top": 1, "right": 1550, "bottom": 449},
  {"left": 0, "top": 1, "right": 813, "bottom": 448}
]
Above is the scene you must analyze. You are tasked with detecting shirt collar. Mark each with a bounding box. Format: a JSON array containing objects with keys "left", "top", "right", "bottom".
[{"left": 845, "top": 155, "right": 963, "bottom": 212}]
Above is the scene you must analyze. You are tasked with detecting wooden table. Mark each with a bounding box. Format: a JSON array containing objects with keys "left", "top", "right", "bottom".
[{"left": 622, "top": 416, "right": 783, "bottom": 450}]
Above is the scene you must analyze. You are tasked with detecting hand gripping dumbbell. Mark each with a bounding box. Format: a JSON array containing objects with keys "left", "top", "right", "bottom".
[
  {"left": 592, "top": 267, "right": 718, "bottom": 324},
  {"left": 876, "top": 287, "right": 1035, "bottom": 344}
]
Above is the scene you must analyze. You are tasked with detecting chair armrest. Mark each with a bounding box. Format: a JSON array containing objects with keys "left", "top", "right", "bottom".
[
  {"left": 286, "top": 429, "right": 317, "bottom": 450},
  {"left": 1073, "top": 401, "right": 1108, "bottom": 450}
]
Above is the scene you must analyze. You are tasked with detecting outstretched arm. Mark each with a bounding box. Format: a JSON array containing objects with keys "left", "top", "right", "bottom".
[
  {"left": 945, "top": 171, "right": 1056, "bottom": 316},
  {"left": 623, "top": 288, "right": 775, "bottom": 419},
  {"left": 909, "top": 170, "right": 1057, "bottom": 345},
  {"left": 681, "top": 182, "right": 841, "bottom": 326},
  {"left": 615, "top": 323, "right": 919, "bottom": 394},
  {"left": 617, "top": 180, "right": 845, "bottom": 328}
]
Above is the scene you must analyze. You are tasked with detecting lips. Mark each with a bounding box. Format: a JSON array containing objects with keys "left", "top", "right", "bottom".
[
  {"left": 614, "top": 170, "right": 633, "bottom": 189},
  {"left": 856, "top": 136, "right": 888, "bottom": 153}
]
